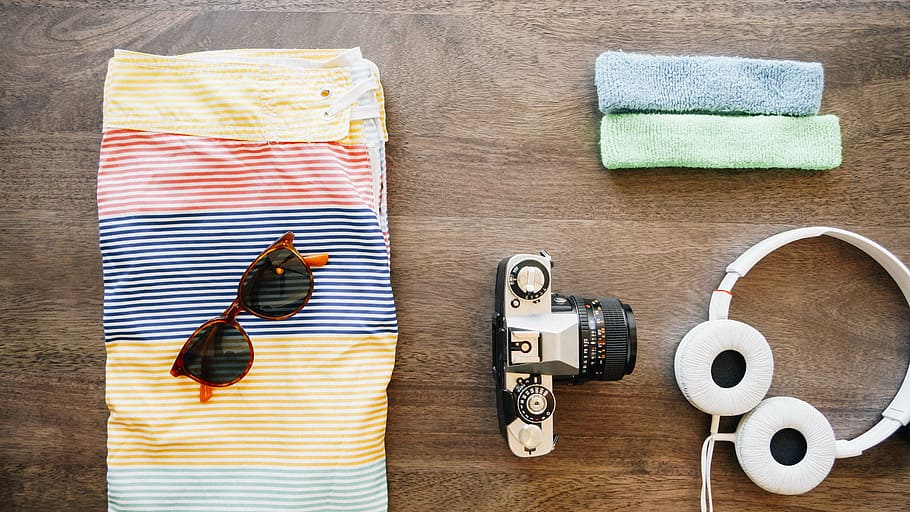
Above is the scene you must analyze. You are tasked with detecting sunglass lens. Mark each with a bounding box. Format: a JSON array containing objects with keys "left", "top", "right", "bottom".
[
  {"left": 183, "top": 322, "right": 251, "bottom": 385},
  {"left": 241, "top": 248, "right": 312, "bottom": 318}
]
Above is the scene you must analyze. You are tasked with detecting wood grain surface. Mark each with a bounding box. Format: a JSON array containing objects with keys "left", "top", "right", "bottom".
[{"left": 2, "top": 2, "right": 910, "bottom": 511}]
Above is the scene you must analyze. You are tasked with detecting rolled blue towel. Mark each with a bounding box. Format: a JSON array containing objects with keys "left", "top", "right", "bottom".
[{"left": 595, "top": 51, "right": 824, "bottom": 116}]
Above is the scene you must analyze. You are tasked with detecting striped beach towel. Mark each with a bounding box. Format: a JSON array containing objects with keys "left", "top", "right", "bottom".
[{"left": 97, "top": 48, "right": 396, "bottom": 511}]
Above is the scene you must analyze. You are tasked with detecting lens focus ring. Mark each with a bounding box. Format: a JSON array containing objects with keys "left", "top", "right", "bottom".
[{"left": 599, "top": 298, "right": 632, "bottom": 380}]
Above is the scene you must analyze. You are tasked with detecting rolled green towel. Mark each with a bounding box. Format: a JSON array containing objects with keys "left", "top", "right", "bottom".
[{"left": 600, "top": 113, "right": 842, "bottom": 170}]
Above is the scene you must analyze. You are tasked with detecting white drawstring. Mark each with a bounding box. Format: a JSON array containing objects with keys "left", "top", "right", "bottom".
[
  {"left": 324, "top": 77, "right": 380, "bottom": 119},
  {"left": 701, "top": 434, "right": 717, "bottom": 512},
  {"left": 701, "top": 415, "right": 736, "bottom": 512},
  {"left": 350, "top": 103, "right": 381, "bottom": 121}
]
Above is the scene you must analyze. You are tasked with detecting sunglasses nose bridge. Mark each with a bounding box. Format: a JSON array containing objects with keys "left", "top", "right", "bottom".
[{"left": 222, "top": 299, "right": 243, "bottom": 321}]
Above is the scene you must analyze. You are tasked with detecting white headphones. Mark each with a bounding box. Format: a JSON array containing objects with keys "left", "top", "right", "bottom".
[{"left": 674, "top": 227, "right": 910, "bottom": 510}]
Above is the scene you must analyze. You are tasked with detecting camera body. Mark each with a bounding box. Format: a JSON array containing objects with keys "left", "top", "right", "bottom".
[{"left": 492, "top": 251, "right": 637, "bottom": 457}]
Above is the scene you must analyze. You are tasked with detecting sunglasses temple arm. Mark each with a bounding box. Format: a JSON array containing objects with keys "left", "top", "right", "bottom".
[
  {"left": 303, "top": 253, "right": 329, "bottom": 267},
  {"left": 200, "top": 383, "right": 213, "bottom": 403}
]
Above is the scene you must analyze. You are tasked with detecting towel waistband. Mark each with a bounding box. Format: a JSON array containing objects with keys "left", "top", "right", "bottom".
[{"left": 103, "top": 49, "right": 387, "bottom": 144}]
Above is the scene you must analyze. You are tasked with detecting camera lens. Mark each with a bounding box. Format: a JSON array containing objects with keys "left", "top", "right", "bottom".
[{"left": 568, "top": 296, "right": 637, "bottom": 383}]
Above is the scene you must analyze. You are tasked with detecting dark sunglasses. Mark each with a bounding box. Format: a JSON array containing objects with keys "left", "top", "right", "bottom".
[{"left": 170, "top": 232, "right": 328, "bottom": 402}]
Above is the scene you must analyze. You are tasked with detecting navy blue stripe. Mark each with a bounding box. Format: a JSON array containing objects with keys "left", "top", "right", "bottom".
[{"left": 99, "top": 208, "right": 396, "bottom": 343}]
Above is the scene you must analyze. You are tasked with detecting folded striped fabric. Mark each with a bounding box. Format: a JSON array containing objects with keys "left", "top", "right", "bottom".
[
  {"left": 599, "top": 113, "right": 842, "bottom": 169},
  {"left": 99, "top": 49, "right": 395, "bottom": 511},
  {"left": 595, "top": 51, "right": 824, "bottom": 116}
]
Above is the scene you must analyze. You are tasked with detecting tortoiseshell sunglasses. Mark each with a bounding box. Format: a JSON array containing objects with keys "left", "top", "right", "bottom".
[{"left": 170, "top": 232, "right": 328, "bottom": 402}]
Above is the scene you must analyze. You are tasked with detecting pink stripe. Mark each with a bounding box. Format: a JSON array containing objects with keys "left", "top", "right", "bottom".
[{"left": 97, "top": 130, "right": 375, "bottom": 218}]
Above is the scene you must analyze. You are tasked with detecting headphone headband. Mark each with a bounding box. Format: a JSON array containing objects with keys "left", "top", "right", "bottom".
[{"left": 707, "top": 227, "right": 910, "bottom": 457}]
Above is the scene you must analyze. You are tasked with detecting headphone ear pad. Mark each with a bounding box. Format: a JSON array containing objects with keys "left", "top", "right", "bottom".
[
  {"left": 674, "top": 319, "right": 774, "bottom": 416},
  {"left": 735, "top": 396, "right": 837, "bottom": 495}
]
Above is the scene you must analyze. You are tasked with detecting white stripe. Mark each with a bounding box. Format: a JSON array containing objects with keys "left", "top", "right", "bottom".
[
  {"left": 100, "top": 191, "right": 373, "bottom": 208},
  {"left": 107, "top": 438, "right": 387, "bottom": 449},
  {"left": 100, "top": 176, "right": 371, "bottom": 193},
  {"left": 100, "top": 227, "right": 380, "bottom": 244},
  {"left": 99, "top": 209, "right": 378, "bottom": 230},
  {"left": 100, "top": 230, "right": 382, "bottom": 247},
  {"left": 109, "top": 468, "right": 382, "bottom": 483},
  {"left": 108, "top": 485, "right": 380, "bottom": 498},
  {"left": 107, "top": 498, "right": 385, "bottom": 510},
  {"left": 107, "top": 456, "right": 382, "bottom": 468},
  {"left": 100, "top": 143, "right": 368, "bottom": 160},
  {"left": 104, "top": 288, "right": 392, "bottom": 302},
  {"left": 102, "top": 325, "right": 398, "bottom": 337},
  {"left": 102, "top": 264, "right": 388, "bottom": 276},
  {"left": 101, "top": 153, "right": 368, "bottom": 170},
  {"left": 99, "top": 201, "right": 374, "bottom": 215},
  {"left": 100, "top": 170, "right": 370, "bottom": 186}
]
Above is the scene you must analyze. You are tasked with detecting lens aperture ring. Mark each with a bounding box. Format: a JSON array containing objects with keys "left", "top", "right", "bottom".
[
  {"left": 588, "top": 299, "right": 608, "bottom": 379},
  {"left": 570, "top": 296, "right": 599, "bottom": 382}
]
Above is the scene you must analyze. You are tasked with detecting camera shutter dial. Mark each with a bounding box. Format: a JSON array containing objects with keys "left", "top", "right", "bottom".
[
  {"left": 509, "top": 260, "right": 550, "bottom": 301},
  {"left": 515, "top": 384, "right": 556, "bottom": 424}
]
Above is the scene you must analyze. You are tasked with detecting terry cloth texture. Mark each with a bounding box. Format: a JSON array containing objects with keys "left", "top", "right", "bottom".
[
  {"left": 599, "top": 113, "right": 842, "bottom": 169},
  {"left": 98, "top": 49, "right": 396, "bottom": 511},
  {"left": 595, "top": 51, "right": 824, "bottom": 116}
]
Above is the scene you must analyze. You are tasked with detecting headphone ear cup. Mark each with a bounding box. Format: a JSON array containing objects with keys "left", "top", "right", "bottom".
[
  {"left": 735, "top": 396, "right": 837, "bottom": 495},
  {"left": 674, "top": 319, "right": 774, "bottom": 416}
]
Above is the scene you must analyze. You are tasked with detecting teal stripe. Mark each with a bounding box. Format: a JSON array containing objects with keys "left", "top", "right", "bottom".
[{"left": 108, "top": 460, "right": 388, "bottom": 512}]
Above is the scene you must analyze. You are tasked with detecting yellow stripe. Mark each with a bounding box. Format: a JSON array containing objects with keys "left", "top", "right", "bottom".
[
  {"left": 108, "top": 415, "right": 389, "bottom": 432},
  {"left": 108, "top": 410, "right": 389, "bottom": 427},
  {"left": 106, "top": 334, "right": 396, "bottom": 364},
  {"left": 111, "top": 339, "right": 396, "bottom": 352},
  {"left": 109, "top": 355, "right": 394, "bottom": 366},
  {"left": 111, "top": 333, "right": 395, "bottom": 345},
  {"left": 106, "top": 334, "right": 397, "bottom": 352},
  {"left": 107, "top": 406, "right": 388, "bottom": 425},
  {"left": 107, "top": 332, "right": 395, "bottom": 466},
  {"left": 103, "top": 49, "right": 386, "bottom": 143},
  {"left": 109, "top": 450, "right": 387, "bottom": 464},
  {"left": 110, "top": 435, "right": 386, "bottom": 450},
  {"left": 115, "top": 342, "right": 387, "bottom": 356},
  {"left": 108, "top": 451, "right": 387, "bottom": 467}
]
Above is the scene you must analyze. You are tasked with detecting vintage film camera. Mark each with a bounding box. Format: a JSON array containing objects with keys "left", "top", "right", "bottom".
[{"left": 492, "top": 251, "right": 637, "bottom": 457}]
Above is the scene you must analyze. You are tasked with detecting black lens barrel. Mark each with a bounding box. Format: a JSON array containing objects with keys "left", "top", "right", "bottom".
[{"left": 569, "top": 295, "right": 636, "bottom": 383}]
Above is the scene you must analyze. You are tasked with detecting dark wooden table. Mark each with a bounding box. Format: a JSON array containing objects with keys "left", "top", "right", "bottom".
[{"left": 2, "top": 2, "right": 910, "bottom": 511}]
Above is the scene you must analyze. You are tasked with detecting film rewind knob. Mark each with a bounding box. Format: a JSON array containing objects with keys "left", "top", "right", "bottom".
[{"left": 516, "top": 265, "right": 545, "bottom": 295}]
